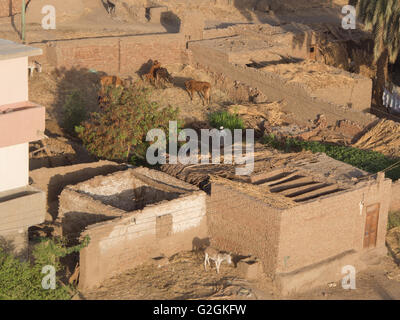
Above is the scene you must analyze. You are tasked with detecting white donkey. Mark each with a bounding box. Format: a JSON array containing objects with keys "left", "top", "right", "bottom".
[
  {"left": 204, "top": 247, "right": 232, "bottom": 274},
  {"left": 28, "top": 61, "right": 42, "bottom": 78}
]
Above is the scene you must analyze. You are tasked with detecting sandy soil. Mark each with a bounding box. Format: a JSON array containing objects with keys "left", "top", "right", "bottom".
[{"left": 81, "top": 250, "right": 400, "bottom": 300}]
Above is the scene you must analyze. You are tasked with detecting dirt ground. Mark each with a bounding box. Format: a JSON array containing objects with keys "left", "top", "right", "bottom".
[
  {"left": 81, "top": 251, "right": 258, "bottom": 300},
  {"left": 80, "top": 250, "right": 400, "bottom": 300}
]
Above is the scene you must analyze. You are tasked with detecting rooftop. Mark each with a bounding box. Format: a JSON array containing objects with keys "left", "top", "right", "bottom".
[
  {"left": 0, "top": 39, "right": 42, "bottom": 61},
  {"left": 160, "top": 145, "right": 377, "bottom": 208}
]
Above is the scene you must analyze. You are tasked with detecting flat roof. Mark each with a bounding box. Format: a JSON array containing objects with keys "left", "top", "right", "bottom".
[{"left": 0, "top": 39, "right": 42, "bottom": 61}]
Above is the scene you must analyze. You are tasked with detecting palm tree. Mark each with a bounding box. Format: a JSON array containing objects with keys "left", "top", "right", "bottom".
[{"left": 357, "top": 0, "right": 400, "bottom": 105}]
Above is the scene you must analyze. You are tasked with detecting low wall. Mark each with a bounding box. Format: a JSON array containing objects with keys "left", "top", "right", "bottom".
[
  {"left": 391, "top": 180, "right": 400, "bottom": 212},
  {"left": 33, "top": 33, "right": 187, "bottom": 75},
  {"left": 0, "top": 186, "right": 46, "bottom": 257},
  {"left": 188, "top": 41, "right": 375, "bottom": 126},
  {"left": 30, "top": 160, "right": 126, "bottom": 221}
]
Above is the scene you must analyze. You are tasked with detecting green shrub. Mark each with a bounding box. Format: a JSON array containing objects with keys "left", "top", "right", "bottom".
[
  {"left": 262, "top": 134, "right": 400, "bottom": 180},
  {"left": 208, "top": 110, "right": 245, "bottom": 131},
  {"left": 76, "top": 86, "right": 181, "bottom": 164},
  {"left": 0, "top": 236, "right": 89, "bottom": 300},
  {"left": 388, "top": 211, "right": 400, "bottom": 230},
  {"left": 62, "top": 91, "right": 87, "bottom": 135}
]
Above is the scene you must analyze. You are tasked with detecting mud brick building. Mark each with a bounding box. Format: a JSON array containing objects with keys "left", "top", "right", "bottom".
[
  {"left": 58, "top": 167, "right": 207, "bottom": 290},
  {"left": 207, "top": 153, "right": 392, "bottom": 294}
]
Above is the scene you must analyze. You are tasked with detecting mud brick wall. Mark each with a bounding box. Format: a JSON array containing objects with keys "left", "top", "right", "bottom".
[
  {"left": 120, "top": 33, "right": 186, "bottom": 74},
  {"left": 0, "top": 1, "right": 20, "bottom": 17},
  {"left": 188, "top": 41, "right": 376, "bottom": 126},
  {"left": 277, "top": 179, "right": 392, "bottom": 274},
  {"left": 208, "top": 183, "right": 282, "bottom": 276},
  {"left": 58, "top": 188, "right": 126, "bottom": 240},
  {"left": 78, "top": 192, "right": 207, "bottom": 290},
  {"left": 37, "top": 33, "right": 186, "bottom": 74},
  {"left": 30, "top": 161, "right": 126, "bottom": 221},
  {"left": 391, "top": 180, "right": 400, "bottom": 212}
]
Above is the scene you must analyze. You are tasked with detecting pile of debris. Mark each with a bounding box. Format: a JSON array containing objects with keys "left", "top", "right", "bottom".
[
  {"left": 225, "top": 100, "right": 365, "bottom": 145},
  {"left": 160, "top": 146, "right": 320, "bottom": 192},
  {"left": 295, "top": 115, "right": 364, "bottom": 145},
  {"left": 226, "top": 102, "right": 290, "bottom": 136},
  {"left": 260, "top": 60, "right": 355, "bottom": 91},
  {"left": 353, "top": 119, "right": 400, "bottom": 158},
  {"left": 263, "top": 113, "right": 364, "bottom": 145},
  {"left": 29, "top": 136, "right": 95, "bottom": 169}
]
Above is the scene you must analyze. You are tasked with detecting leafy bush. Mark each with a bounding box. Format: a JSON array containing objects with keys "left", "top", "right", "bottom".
[
  {"left": 76, "top": 86, "right": 181, "bottom": 163},
  {"left": 0, "top": 236, "right": 89, "bottom": 300},
  {"left": 208, "top": 110, "right": 245, "bottom": 130},
  {"left": 388, "top": 211, "right": 400, "bottom": 230},
  {"left": 62, "top": 91, "right": 87, "bottom": 135},
  {"left": 262, "top": 134, "right": 400, "bottom": 180}
]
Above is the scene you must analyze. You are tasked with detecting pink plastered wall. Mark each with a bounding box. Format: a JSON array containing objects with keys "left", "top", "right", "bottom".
[{"left": 0, "top": 57, "right": 28, "bottom": 105}]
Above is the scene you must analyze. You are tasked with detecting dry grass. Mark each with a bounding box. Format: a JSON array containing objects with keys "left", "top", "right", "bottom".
[
  {"left": 261, "top": 60, "right": 356, "bottom": 91},
  {"left": 353, "top": 119, "right": 400, "bottom": 158}
]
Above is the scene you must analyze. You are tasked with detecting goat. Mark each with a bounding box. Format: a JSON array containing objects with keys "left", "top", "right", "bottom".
[
  {"left": 204, "top": 247, "right": 232, "bottom": 274},
  {"left": 143, "top": 60, "right": 161, "bottom": 85},
  {"left": 184, "top": 80, "right": 211, "bottom": 105},
  {"left": 28, "top": 61, "right": 42, "bottom": 78},
  {"left": 154, "top": 67, "right": 173, "bottom": 88}
]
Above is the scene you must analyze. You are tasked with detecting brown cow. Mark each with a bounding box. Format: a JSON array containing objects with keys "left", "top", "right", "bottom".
[
  {"left": 154, "top": 67, "right": 173, "bottom": 88},
  {"left": 184, "top": 80, "right": 211, "bottom": 105},
  {"left": 99, "top": 75, "right": 124, "bottom": 96},
  {"left": 143, "top": 60, "right": 161, "bottom": 85}
]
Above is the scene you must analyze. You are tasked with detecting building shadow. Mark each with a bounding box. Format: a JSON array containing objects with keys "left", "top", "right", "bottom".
[
  {"left": 137, "top": 59, "right": 154, "bottom": 78},
  {"left": 0, "top": 236, "right": 16, "bottom": 255},
  {"left": 161, "top": 11, "right": 181, "bottom": 33},
  {"left": 51, "top": 67, "right": 103, "bottom": 129}
]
